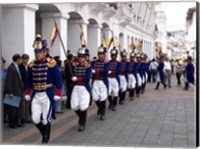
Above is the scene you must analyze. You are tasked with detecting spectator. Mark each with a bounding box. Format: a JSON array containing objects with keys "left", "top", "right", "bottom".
[
  {"left": 149, "top": 58, "right": 158, "bottom": 83},
  {"left": 6, "top": 54, "right": 24, "bottom": 128},
  {"left": 19, "top": 54, "right": 31, "bottom": 123},
  {"left": 175, "top": 59, "right": 184, "bottom": 86},
  {"left": 65, "top": 54, "right": 74, "bottom": 109},
  {"left": 164, "top": 57, "right": 172, "bottom": 88}
]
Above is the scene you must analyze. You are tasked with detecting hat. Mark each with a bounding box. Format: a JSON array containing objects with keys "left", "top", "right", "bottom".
[
  {"left": 98, "top": 46, "right": 107, "bottom": 54},
  {"left": 130, "top": 52, "right": 136, "bottom": 58},
  {"left": 22, "top": 54, "right": 29, "bottom": 59},
  {"left": 121, "top": 49, "right": 127, "bottom": 57},
  {"left": 110, "top": 47, "right": 118, "bottom": 55},
  {"left": 77, "top": 47, "right": 89, "bottom": 57},
  {"left": 33, "top": 34, "right": 47, "bottom": 53},
  {"left": 136, "top": 53, "right": 141, "bottom": 58}
]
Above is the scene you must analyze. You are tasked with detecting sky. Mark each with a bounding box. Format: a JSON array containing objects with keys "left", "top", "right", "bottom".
[{"left": 161, "top": 2, "right": 196, "bottom": 31}]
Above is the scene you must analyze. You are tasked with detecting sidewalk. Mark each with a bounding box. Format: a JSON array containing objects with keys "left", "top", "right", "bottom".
[{"left": 2, "top": 76, "right": 196, "bottom": 148}]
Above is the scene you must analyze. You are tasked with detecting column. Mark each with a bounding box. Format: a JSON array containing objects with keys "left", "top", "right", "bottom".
[
  {"left": 88, "top": 24, "right": 102, "bottom": 59},
  {"left": 40, "top": 12, "right": 69, "bottom": 61},
  {"left": 2, "top": 4, "right": 38, "bottom": 68},
  {"left": 68, "top": 19, "right": 88, "bottom": 56}
]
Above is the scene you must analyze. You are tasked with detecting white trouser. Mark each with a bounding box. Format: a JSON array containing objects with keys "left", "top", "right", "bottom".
[
  {"left": 119, "top": 75, "right": 127, "bottom": 92},
  {"left": 145, "top": 72, "right": 148, "bottom": 83},
  {"left": 108, "top": 78, "right": 119, "bottom": 97},
  {"left": 71, "top": 85, "right": 90, "bottom": 111},
  {"left": 137, "top": 73, "right": 142, "bottom": 87},
  {"left": 31, "top": 92, "right": 51, "bottom": 125},
  {"left": 92, "top": 80, "right": 108, "bottom": 101},
  {"left": 128, "top": 74, "right": 136, "bottom": 89}
]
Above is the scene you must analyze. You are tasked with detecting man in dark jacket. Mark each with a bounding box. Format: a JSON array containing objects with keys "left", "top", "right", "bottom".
[
  {"left": 6, "top": 54, "right": 24, "bottom": 128},
  {"left": 19, "top": 54, "right": 30, "bottom": 124}
]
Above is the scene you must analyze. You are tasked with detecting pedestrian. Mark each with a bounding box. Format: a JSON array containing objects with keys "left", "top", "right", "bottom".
[
  {"left": 91, "top": 46, "right": 110, "bottom": 121},
  {"left": 183, "top": 56, "right": 195, "bottom": 90},
  {"left": 155, "top": 56, "right": 167, "bottom": 90},
  {"left": 70, "top": 46, "right": 92, "bottom": 132},
  {"left": 175, "top": 59, "right": 184, "bottom": 86},
  {"left": 128, "top": 51, "right": 136, "bottom": 100},
  {"left": 149, "top": 58, "right": 158, "bottom": 83},
  {"left": 24, "top": 34, "right": 62, "bottom": 143},
  {"left": 19, "top": 54, "right": 31, "bottom": 124},
  {"left": 141, "top": 53, "right": 148, "bottom": 94},
  {"left": 65, "top": 54, "right": 74, "bottom": 109},
  {"left": 164, "top": 57, "right": 172, "bottom": 88},
  {"left": 108, "top": 47, "right": 121, "bottom": 111},
  {"left": 6, "top": 54, "right": 24, "bottom": 128},
  {"left": 118, "top": 49, "right": 129, "bottom": 104}
]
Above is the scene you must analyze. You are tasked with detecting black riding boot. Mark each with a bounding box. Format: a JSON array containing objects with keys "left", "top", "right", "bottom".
[
  {"left": 42, "top": 123, "right": 51, "bottom": 144},
  {"left": 108, "top": 96, "right": 113, "bottom": 110},
  {"left": 100, "top": 100, "right": 106, "bottom": 121}
]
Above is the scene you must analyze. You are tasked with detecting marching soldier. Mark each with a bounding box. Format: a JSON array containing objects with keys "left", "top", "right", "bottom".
[
  {"left": 141, "top": 53, "right": 148, "bottom": 94},
  {"left": 25, "top": 34, "right": 62, "bottom": 143},
  {"left": 108, "top": 47, "right": 121, "bottom": 111},
  {"left": 119, "top": 49, "right": 129, "bottom": 105},
  {"left": 92, "top": 46, "right": 110, "bottom": 121},
  {"left": 183, "top": 56, "right": 194, "bottom": 90},
  {"left": 155, "top": 56, "right": 167, "bottom": 90},
  {"left": 135, "top": 53, "right": 143, "bottom": 97},
  {"left": 70, "top": 46, "right": 92, "bottom": 132},
  {"left": 128, "top": 51, "right": 137, "bottom": 100}
]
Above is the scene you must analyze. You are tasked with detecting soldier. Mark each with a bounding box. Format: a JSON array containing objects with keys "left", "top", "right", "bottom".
[
  {"left": 24, "top": 34, "right": 62, "bottom": 143},
  {"left": 155, "top": 56, "right": 167, "bottom": 90},
  {"left": 183, "top": 56, "right": 194, "bottom": 90},
  {"left": 119, "top": 49, "right": 129, "bottom": 105},
  {"left": 92, "top": 46, "right": 110, "bottom": 121},
  {"left": 135, "top": 53, "right": 143, "bottom": 97},
  {"left": 141, "top": 53, "right": 148, "bottom": 94},
  {"left": 128, "top": 51, "right": 137, "bottom": 100},
  {"left": 108, "top": 47, "right": 121, "bottom": 111},
  {"left": 70, "top": 46, "right": 92, "bottom": 132}
]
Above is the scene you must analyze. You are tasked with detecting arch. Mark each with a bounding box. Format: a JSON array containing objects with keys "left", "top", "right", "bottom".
[
  {"left": 68, "top": 11, "right": 83, "bottom": 20},
  {"left": 88, "top": 18, "right": 98, "bottom": 25}
]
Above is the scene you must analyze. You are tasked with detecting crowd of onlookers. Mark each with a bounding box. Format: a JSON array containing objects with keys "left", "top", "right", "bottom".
[{"left": 1, "top": 50, "right": 195, "bottom": 129}]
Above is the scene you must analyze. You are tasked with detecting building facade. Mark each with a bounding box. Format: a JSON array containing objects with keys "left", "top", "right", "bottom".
[
  {"left": 0, "top": 3, "right": 157, "bottom": 68},
  {"left": 185, "top": 7, "right": 196, "bottom": 62}
]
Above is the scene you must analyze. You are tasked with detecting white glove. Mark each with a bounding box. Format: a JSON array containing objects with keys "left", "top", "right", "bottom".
[
  {"left": 54, "top": 95, "right": 61, "bottom": 101},
  {"left": 92, "top": 69, "right": 96, "bottom": 74},
  {"left": 62, "top": 96, "right": 67, "bottom": 101},
  {"left": 108, "top": 70, "right": 111, "bottom": 74},
  {"left": 9, "top": 94, "right": 14, "bottom": 98},
  {"left": 72, "top": 76, "right": 77, "bottom": 81},
  {"left": 25, "top": 95, "right": 31, "bottom": 101}
]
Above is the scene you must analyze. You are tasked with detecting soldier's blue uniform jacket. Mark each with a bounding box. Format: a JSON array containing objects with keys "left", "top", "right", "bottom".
[
  {"left": 157, "top": 62, "right": 165, "bottom": 82},
  {"left": 25, "top": 58, "right": 63, "bottom": 119},
  {"left": 91, "top": 59, "right": 110, "bottom": 93},
  {"left": 72, "top": 61, "right": 92, "bottom": 95},
  {"left": 140, "top": 62, "right": 146, "bottom": 81},
  {"left": 185, "top": 63, "right": 194, "bottom": 84},
  {"left": 109, "top": 59, "right": 121, "bottom": 86},
  {"left": 133, "top": 62, "right": 139, "bottom": 85},
  {"left": 119, "top": 60, "right": 130, "bottom": 82}
]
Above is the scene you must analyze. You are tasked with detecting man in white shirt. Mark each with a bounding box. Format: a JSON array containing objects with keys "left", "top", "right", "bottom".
[
  {"left": 164, "top": 57, "right": 172, "bottom": 88},
  {"left": 149, "top": 58, "right": 158, "bottom": 83}
]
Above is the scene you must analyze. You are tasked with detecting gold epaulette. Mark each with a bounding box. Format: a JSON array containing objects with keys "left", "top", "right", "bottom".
[
  {"left": 47, "top": 58, "right": 57, "bottom": 68},
  {"left": 28, "top": 60, "right": 35, "bottom": 68}
]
